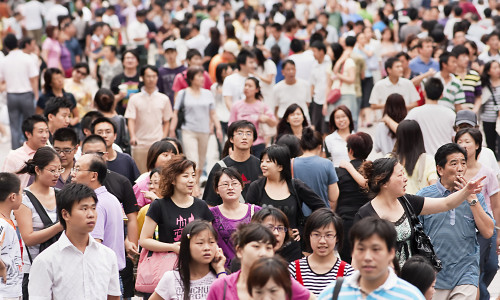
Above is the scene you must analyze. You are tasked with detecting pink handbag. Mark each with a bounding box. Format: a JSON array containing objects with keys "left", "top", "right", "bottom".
[{"left": 135, "top": 249, "right": 178, "bottom": 293}]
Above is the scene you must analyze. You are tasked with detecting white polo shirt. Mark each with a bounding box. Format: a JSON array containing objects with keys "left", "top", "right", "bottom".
[
  {"left": 0, "top": 50, "right": 39, "bottom": 93},
  {"left": 369, "top": 76, "right": 420, "bottom": 107},
  {"left": 28, "top": 232, "right": 121, "bottom": 300}
]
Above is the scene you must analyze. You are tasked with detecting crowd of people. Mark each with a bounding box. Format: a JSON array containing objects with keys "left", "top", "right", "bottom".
[{"left": 0, "top": 0, "right": 499, "bottom": 299}]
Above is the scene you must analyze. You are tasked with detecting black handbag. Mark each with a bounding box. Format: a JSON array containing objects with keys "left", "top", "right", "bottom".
[
  {"left": 176, "top": 89, "right": 187, "bottom": 130},
  {"left": 401, "top": 196, "right": 443, "bottom": 272}
]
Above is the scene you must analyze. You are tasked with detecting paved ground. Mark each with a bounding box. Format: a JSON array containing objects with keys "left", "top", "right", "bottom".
[{"left": 1, "top": 121, "right": 499, "bottom": 299}]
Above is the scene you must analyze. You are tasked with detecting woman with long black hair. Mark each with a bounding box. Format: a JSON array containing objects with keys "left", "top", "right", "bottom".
[{"left": 480, "top": 60, "right": 500, "bottom": 155}]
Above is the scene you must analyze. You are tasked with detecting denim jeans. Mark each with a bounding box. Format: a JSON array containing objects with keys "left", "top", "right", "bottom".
[
  {"left": 478, "top": 230, "right": 499, "bottom": 300},
  {"left": 7, "top": 92, "right": 35, "bottom": 149}
]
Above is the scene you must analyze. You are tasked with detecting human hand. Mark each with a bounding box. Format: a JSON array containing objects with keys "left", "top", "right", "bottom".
[
  {"left": 0, "top": 260, "right": 6, "bottom": 284},
  {"left": 216, "top": 128, "right": 223, "bottom": 142},
  {"left": 125, "top": 238, "right": 139, "bottom": 262},
  {"left": 322, "top": 105, "right": 328, "bottom": 116},
  {"left": 172, "top": 241, "right": 181, "bottom": 254},
  {"left": 426, "top": 68, "right": 436, "bottom": 77},
  {"left": 338, "top": 160, "right": 351, "bottom": 169},
  {"left": 211, "top": 247, "right": 227, "bottom": 273},
  {"left": 141, "top": 190, "right": 159, "bottom": 201},
  {"left": 129, "top": 137, "right": 137, "bottom": 146},
  {"left": 292, "top": 228, "right": 300, "bottom": 241}
]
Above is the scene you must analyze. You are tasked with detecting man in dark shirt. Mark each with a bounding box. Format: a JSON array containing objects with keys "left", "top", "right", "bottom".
[
  {"left": 110, "top": 50, "right": 141, "bottom": 115},
  {"left": 91, "top": 117, "right": 140, "bottom": 184},
  {"left": 157, "top": 40, "right": 186, "bottom": 106},
  {"left": 203, "top": 121, "right": 262, "bottom": 206}
]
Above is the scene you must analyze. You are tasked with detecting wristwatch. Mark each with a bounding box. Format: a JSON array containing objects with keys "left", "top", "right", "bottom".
[{"left": 468, "top": 198, "right": 478, "bottom": 206}]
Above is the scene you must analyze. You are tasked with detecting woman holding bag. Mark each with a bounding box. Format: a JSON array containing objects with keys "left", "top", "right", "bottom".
[{"left": 138, "top": 156, "right": 214, "bottom": 297}]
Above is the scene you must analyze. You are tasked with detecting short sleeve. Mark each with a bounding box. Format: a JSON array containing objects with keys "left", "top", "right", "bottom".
[
  {"left": 291, "top": 277, "right": 311, "bottom": 300},
  {"left": 155, "top": 271, "right": 177, "bottom": 299},
  {"left": 162, "top": 97, "right": 173, "bottom": 121},
  {"left": 146, "top": 199, "right": 163, "bottom": 224},
  {"left": 403, "top": 194, "right": 425, "bottom": 216},
  {"left": 90, "top": 203, "right": 106, "bottom": 240},
  {"left": 288, "top": 261, "right": 297, "bottom": 279},
  {"left": 106, "top": 250, "right": 121, "bottom": 296},
  {"left": 424, "top": 155, "right": 438, "bottom": 184},
  {"left": 173, "top": 90, "right": 185, "bottom": 111},
  {"left": 222, "top": 77, "right": 233, "bottom": 97},
  {"left": 120, "top": 177, "right": 139, "bottom": 214},
  {"left": 265, "top": 60, "right": 277, "bottom": 76},
  {"left": 123, "top": 95, "right": 137, "bottom": 119},
  {"left": 407, "top": 81, "right": 420, "bottom": 104},
  {"left": 172, "top": 74, "right": 185, "bottom": 92},
  {"left": 197, "top": 199, "right": 214, "bottom": 222},
  {"left": 28, "top": 254, "right": 53, "bottom": 299},
  {"left": 327, "top": 164, "right": 339, "bottom": 184}
]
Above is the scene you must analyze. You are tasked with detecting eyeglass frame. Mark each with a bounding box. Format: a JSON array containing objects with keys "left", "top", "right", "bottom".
[
  {"left": 54, "top": 147, "right": 76, "bottom": 154},
  {"left": 264, "top": 224, "right": 288, "bottom": 233},
  {"left": 309, "top": 233, "right": 337, "bottom": 241},
  {"left": 217, "top": 181, "right": 242, "bottom": 189},
  {"left": 44, "top": 167, "right": 66, "bottom": 175}
]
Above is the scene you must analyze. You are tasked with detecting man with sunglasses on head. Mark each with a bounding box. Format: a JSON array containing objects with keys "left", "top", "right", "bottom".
[{"left": 80, "top": 134, "right": 139, "bottom": 299}]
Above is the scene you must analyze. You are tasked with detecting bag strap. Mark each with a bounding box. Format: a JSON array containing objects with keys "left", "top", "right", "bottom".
[
  {"left": 24, "top": 190, "right": 55, "bottom": 227},
  {"left": 223, "top": 279, "right": 227, "bottom": 300},
  {"left": 488, "top": 85, "right": 498, "bottom": 106},
  {"left": 294, "top": 259, "right": 304, "bottom": 286},
  {"left": 218, "top": 159, "right": 227, "bottom": 168},
  {"left": 331, "top": 277, "right": 344, "bottom": 300},
  {"left": 291, "top": 158, "right": 295, "bottom": 178},
  {"left": 336, "top": 260, "right": 346, "bottom": 279},
  {"left": 250, "top": 204, "right": 255, "bottom": 217},
  {"left": 401, "top": 195, "right": 420, "bottom": 229},
  {"left": 180, "top": 89, "right": 187, "bottom": 109}
]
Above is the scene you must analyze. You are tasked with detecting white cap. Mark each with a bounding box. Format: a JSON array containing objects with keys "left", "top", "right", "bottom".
[
  {"left": 163, "top": 40, "right": 176, "bottom": 51},
  {"left": 223, "top": 40, "right": 239, "bottom": 57}
]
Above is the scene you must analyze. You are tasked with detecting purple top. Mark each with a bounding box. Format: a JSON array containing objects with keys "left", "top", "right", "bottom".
[
  {"left": 60, "top": 43, "right": 72, "bottom": 73},
  {"left": 91, "top": 186, "right": 126, "bottom": 270},
  {"left": 210, "top": 204, "right": 261, "bottom": 269},
  {"left": 207, "top": 270, "right": 311, "bottom": 300}
]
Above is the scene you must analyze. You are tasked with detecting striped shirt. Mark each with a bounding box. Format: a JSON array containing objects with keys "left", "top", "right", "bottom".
[
  {"left": 480, "top": 85, "right": 500, "bottom": 123},
  {"left": 318, "top": 268, "right": 425, "bottom": 300},
  {"left": 289, "top": 257, "right": 354, "bottom": 295},
  {"left": 435, "top": 72, "right": 466, "bottom": 111},
  {"left": 457, "top": 70, "right": 482, "bottom": 104}
]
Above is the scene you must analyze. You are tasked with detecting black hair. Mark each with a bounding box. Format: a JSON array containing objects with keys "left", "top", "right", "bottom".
[
  {"left": 3, "top": 34, "right": 17, "bottom": 50},
  {"left": 0, "top": 172, "right": 21, "bottom": 202},
  {"left": 227, "top": 120, "right": 257, "bottom": 146},
  {"left": 346, "top": 132, "right": 373, "bottom": 160},
  {"left": 213, "top": 167, "right": 244, "bottom": 192},
  {"left": 282, "top": 59, "right": 295, "bottom": 69},
  {"left": 17, "top": 146, "right": 60, "bottom": 177},
  {"left": 53, "top": 127, "right": 78, "bottom": 146},
  {"left": 481, "top": 61, "right": 500, "bottom": 88},
  {"left": 349, "top": 216, "right": 397, "bottom": 252},
  {"left": 304, "top": 208, "right": 344, "bottom": 253},
  {"left": 94, "top": 88, "right": 115, "bottom": 112},
  {"left": 121, "top": 49, "right": 139, "bottom": 63},
  {"left": 276, "top": 104, "right": 309, "bottom": 140},
  {"left": 19, "top": 37, "right": 34, "bottom": 50},
  {"left": 382, "top": 94, "right": 407, "bottom": 138},
  {"left": 395, "top": 51, "right": 411, "bottom": 61},
  {"left": 443, "top": 4, "right": 453, "bottom": 17},
  {"left": 408, "top": 8, "right": 418, "bottom": 20},
  {"left": 454, "top": 128, "right": 482, "bottom": 159},
  {"left": 73, "top": 62, "right": 89, "bottom": 75},
  {"left": 484, "top": 8, "right": 492, "bottom": 18},
  {"left": 329, "top": 105, "right": 354, "bottom": 133},
  {"left": 359, "top": 157, "right": 398, "bottom": 195},
  {"left": 424, "top": 78, "right": 444, "bottom": 101},
  {"left": 178, "top": 220, "right": 218, "bottom": 300},
  {"left": 43, "top": 68, "right": 64, "bottom": 93},
  {"left": 215, "top": 63, "right": 230, "bottom": 86},
  {"left": 91, "top": 117, "right": 117, "bottom": 134},
  {"left": 400, "top": 256, "right": 437, "bottom": 295},
  {"left": 439, "top": 51, "right": 456, "bottom": 70},
  {"left": 345, "top": 36, "right": 356, "bottom": 47},
  {"left": 161, "top": 137, "right": 183, "bottom": 154},
  {"left": 57, "top": 183, "right": 98, "bottom": 230},
  {"left": 331, "top": 43, "right": 344, "bottom": 65},
  {"left": 453, "top": 5, "right": 463, "bottom": 17},
  {"left": 22, "top": 115, "right": 48, "bottom": 139},
  {"left": 136, "top": 9, "right": 148, "bottom": 18},
  {"left": 300, "top": 127, "right": 322, "bottom": 151},
  {"left": 236, "top": 48, "right": 256, "bottom": 70},
  {"left": 81, "top": 134, "right": 107, "bottom": 151},
  {"left": 434, "top": 143, "right": 467, "bottom": 176},
  {"left": 232, "top": 223, "right": 278, "bottom": 250},
  {"left": 252, "top": 47, "right": 266, "bottom": 67},
  {"left": 86, "top": 155, "right": 108, "bottom": 184},
  {"left": 276, "top": 134, "right": 302, "bottom": 158},
  {"left": 146, "top": 140, "right": 179, "bottom": 171},
  {"left": 290, "top": 39, "right": 304, "bottom": 53},
  {"left": 186, "top": 49, "right": 202, "bottom": 62},
  {"left": 140, "top": 64, "right": 159, "bottom": 76},
  {"left": 310, "top": 41, "right": 326, "bottom": 53},
  {"left": 185, "top": 66, "right": 205, "bottom": 86},
  {"left": 251, "top": 207, "right": 291, "bottom": 245},
  {"left": 270, "top": 23, "right": 282, "bottom": 31},
  {"left": 245, "top": 77, "right": 263, "bottom": 100},
  {"left": 260, "top": 145, "right": 291, "bottom": 181},
  {"left": 384, "top": 57, "right": 400, "bottom": 74},
  {"left": 106, "top": 44, "right": 118, "bottom": 54},
  {"left": 394, "top": 120, "right": 426, "bottom": 176},
  {"left": 44, "top": 97, "right": 73, "bottom": 119},
  {"left": 81, "top": 111, "right": 104, "bottom": 135},
  {"left": 451, "top": 45, "right": 470, "bottom": 57}
]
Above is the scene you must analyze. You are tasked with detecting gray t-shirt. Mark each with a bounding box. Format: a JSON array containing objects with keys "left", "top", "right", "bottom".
[
  {"left": 174, "top": 88, "right": 215, "bottom": 133},
  {"left": 21, "top": 187, "right": 58, "bottom": 273}
]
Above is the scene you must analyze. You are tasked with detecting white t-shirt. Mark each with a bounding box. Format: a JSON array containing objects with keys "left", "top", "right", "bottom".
[
  {"left": 289, "top": 50, "right": 316, "bottom": 81},
  {"left": 222, "top": 72, "right": 248, "bottom": 104},
  {"left": 374, "top": 122, "right": 396, "bottom": 155},
  {"left": 478, "top": 147, "right": 500, "bottom": 177},
  {"left": 0, "top": 218, "right": 23, "bottom": 298},
  {"left": 324, "top": 131, "right": 350, "bottom": 167},
  {"left": 20, "top": 0, "right": 44, "bottom": 30},
  {"left": 369, "top": 77, "right": 420, "bottom": 107},
  {"left": 45, "top": 4, "right": 69, "bottom": 26},
  {"left": 255, "top": 60, "right": 277, "bottom": 107},
  {"left": 200, "top": 18, "right": 216, "bottom": 39},
  {"left": 310, "top": 57, "right": 332, "bottom": 105},
  {"left": 155, "top": 270, "right": 216, "bottom": 300},
  {"left": 405, "top": 104, "right": 456, "bottom": 156},
  {"left": 273, "top": 78, "right": 311, "bottom": 119}
]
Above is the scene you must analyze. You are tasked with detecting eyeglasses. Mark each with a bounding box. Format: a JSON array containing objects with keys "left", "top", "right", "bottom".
[
  {"left": 44, "top": 167, "right": 65, "bottom": 175},
  {"left": 264, "top": 224, "right": 288, "bottom": 233},
  {"left": 310, "top": 233, "right": 337, "bottom": 241},
  {"left": 83, "top": 151, "right": 108, "bottom": 157},
  {"left": 235, "top": 131, "right": 253, "bottom": 137},
  {"left": 218, "top": 181, "right": 241, "bottom": 189},
  {"left": 54, "top": 147, "right": 75, "bottom": 154},
  {"left": 71, "top": 167, "right": 93, "bottom": 174}
]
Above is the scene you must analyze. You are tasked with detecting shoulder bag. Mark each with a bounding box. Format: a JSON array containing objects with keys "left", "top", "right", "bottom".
[
  {"left": 401, "top": 196, "right": 443, "bottom": 272},
  {"left": 176, "top": 89, "right": 187, "bottom": 130},
  {"left": 24, "top": 189, "right": 61, "bottom": 263},
  {"left": 135, "top": 199, "right": 179, "bottom": 293},
  {"left": 327, "top": 64, "right": 344, "bottom": 105}
]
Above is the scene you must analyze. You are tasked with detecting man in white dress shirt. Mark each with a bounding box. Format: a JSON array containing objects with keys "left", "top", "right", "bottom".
[{"left": 28, "top": 183, "right": 121, "bottom": 300}]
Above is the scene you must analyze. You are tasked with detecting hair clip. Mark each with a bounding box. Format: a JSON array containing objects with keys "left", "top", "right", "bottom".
[{"left": 187, "top": 233, "right": 191, "bottom": 239}]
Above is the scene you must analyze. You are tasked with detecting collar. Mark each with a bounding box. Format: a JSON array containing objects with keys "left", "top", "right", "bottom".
[
  {"left": 436, "top": 179, "right": 453, "bottom": 196},
  {"left": 94, "top": 185, "right": 108, "bottom": 196},
  {"left": 58, "top": 231, "right": 98, "bottom": 251},
  {"left": 22, "top": 142, "right": 37, "bottom": 155},
  {"left": 141, "top": 87, "right": 159, "bottom": 95},
  {"left": 416, "top": 56, "right": 433, "bottom": 66},
  {"left": 384, "top": 77, "right": 401, "bottom": 86},
  {"left": 345, "top": 267, "right": 399, "bottom": 292}
]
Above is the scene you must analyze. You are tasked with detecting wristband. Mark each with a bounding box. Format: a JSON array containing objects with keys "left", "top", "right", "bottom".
[{"left": 217, "top": 271, "right": 227, "bottom": 278}]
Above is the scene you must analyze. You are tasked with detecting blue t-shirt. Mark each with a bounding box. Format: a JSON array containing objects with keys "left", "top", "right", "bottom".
[
  {"left": 293, "top": 156, "right": 338, "bottom": 216},
  {"left": 409, "top": 56, "right": 440, "bottom": 75},
  {"left": 416, "top": 180, "right": 491, "bottom": 290},
  {"left": 107, "top": 152, "right": 140, "bottom": 184}
]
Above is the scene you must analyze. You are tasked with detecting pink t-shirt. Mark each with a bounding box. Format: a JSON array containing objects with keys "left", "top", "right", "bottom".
[
  {"left": 207, "top": 270, "right": 311, "bottom": 300},
  {"left": 42, "top": 37, "right": 61, "bottom": 69},
  {"left": 172, "top": 70, "right": 213, "bottom": 92},
  {"left": 133, "top": 175, "right": 151, "bottom": 207},
  {"left": 228, "top": 100, "right": 275, "bottom": 146}
]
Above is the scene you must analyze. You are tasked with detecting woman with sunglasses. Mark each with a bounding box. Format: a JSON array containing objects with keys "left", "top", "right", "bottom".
[{"left": 14, "top": 147, "right": 64, "bottom": 299}]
